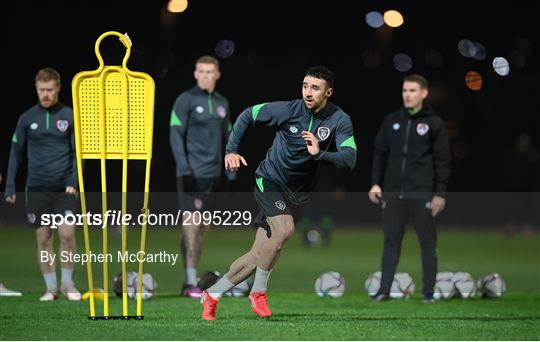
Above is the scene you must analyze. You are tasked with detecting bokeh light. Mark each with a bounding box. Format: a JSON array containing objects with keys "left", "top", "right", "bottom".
[
  {"left": 383, "top": 10, "right": 404, "bottom": 28},
  {"left": 215, "top": 40, "right": 235, "bottom": 59},
  {"left": 465, "top": 71, "right": 483, "bottom": 91},
  {"left": 472, "top": 42, "right": 486, "bottom": 60},
  {"left": 458, "top": 39, "right": 476, "bottom": 58},
  {"left": 167, "top": 0, "right": 188, "bottom": 13},
  {"left": 365, "top": 11, "right": 384, "bottom": 28},
  {"left": 492, "top": 57, "right": 510, "bottom": 76},
  {"left": 393, "top": 53, "right": 413, "bottom": 72}
]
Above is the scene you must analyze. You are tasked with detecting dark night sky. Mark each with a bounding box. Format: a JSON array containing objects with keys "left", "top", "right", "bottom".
[{"left": 3, "top": 0, "right": 540, "bottom": 193}]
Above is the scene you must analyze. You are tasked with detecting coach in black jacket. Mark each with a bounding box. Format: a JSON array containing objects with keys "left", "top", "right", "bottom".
[{"left": 369, "top": 74, "right": 451, "bottom": 303}]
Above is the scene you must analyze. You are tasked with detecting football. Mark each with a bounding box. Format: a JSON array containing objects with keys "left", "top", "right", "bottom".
[
  {"left": 436, "top": 271, "right": 454, "bottom": 282},
  {"left": 365, "top": 271, "right": 382, "bottom": 296},
  {"left": 477, "top": 273, "right": 506, "bottom": 298},
  {"left": 434, "top": 280, "right": 455, "bottom": 299},
  {"left": 450, "top": 272, "right": 473, "bottom": 284},
  {"left": 113, "top": 271, "right": 157, "bottom": 300},
  {"left": 391, "top": 272, "right": 415, "bottom": 299},
  {"left": 454, "top": 278, "right": 477, "bottom": 299},
  {"left": 225, "top": 278, "right": 253, "bottom": 297},
  {"left": 450, "top": 271, "right": 475, "bottom": 299},
  {"left": 315, "top": 271, "right": 345, "bottom": 298},
  {"left": 364, "top": 271, "right": 415, "bottom": 298},
  {"left": 198, "top": 271, "right": 221, "bottom": 290}
]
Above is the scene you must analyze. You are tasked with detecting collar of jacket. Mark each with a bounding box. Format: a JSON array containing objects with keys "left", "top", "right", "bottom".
[
  {"left": 194, "top": 85, "right": 214, "bottom": 95},
  {"left": 401, "top": 104, "right": 435, "bottom": 118},
  {"left": 38, "top": 102, "right": 63, "bottom": 113}
]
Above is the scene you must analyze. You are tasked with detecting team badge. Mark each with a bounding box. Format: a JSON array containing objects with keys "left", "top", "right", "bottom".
[
  {"left": 57, "top": 120, "right": 69, "bottom": 132},
  {"left": 275, "top": 200, "right": 286, "bottom": 211},
  {"left": 393, "top": 123, "right": 400, "bottom": 130},
  {"left": 27, "top": 213, "right": 36, "bottom": 224},
  {"left": 196, "top": 106, "right": 204, "bottom": 114},
  {"left": 317, "top": 127, "right": 330, "bottom": 141},
  {"left": 416, "top": 123, "right": 429, "bottom": 136},
  {"left": 289, "top": 126, "right": 298, "bottom": 134},
  {"left": 30, "top": 123, "right": 38, "bottom": 130},
  {"left": 216, "top": 106, "right": 227, "bottom": 119}
]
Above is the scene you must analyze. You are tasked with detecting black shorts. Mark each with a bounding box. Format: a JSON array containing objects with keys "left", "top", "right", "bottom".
[
  {"left": 177, "top": 176, "right": 221, "bottom": 212},
  {"left": 26, "top": 187, "right": 79, "bottom": 228},
  {"left": 252, "top": 177, "right": 295, "bottom": 235}
]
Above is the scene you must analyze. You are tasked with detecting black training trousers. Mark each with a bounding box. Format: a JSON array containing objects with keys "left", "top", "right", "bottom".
[{"left": 379, "top": 198, "right": 438, "bottom": 296}]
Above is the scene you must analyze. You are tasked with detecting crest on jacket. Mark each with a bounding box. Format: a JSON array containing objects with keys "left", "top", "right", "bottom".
[
  {"left": 56, "top": 120, "right": 69, "bottom": 132},
  {"left": 317, "top": 126, "right": 330, "bottom": 141},
  {"left": 416, "top": 123, "right": 429, "bottom": 136}
]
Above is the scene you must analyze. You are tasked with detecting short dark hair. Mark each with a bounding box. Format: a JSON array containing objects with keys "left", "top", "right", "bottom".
[
  {"left": 305, "top": 66, "right": 334, "bottom": 88},
  {"left": 196, "top": 55, "right": 220, "bottom": 70},
  {"left": 404, "top": 74, "right": 428, "bottom": 89},
  {"left": 35, "top": 67, "right": 61, "bottom": 86}
]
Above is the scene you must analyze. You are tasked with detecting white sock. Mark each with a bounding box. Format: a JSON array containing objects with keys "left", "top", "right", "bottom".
[
  {"left": 43, "top": 272, "right": 57, "bottom": 292},
  {"left": 250, "top": 267, "right": 272, "bottom": 293},
  {"left": 61, "top": 268, "right": 74, "bottom": 286},
  {"left": 185, "top": 268, "right": 198, "bottom": 286},
  {"left": 207, "top": 274, "right": 235, "bottom": 300}
]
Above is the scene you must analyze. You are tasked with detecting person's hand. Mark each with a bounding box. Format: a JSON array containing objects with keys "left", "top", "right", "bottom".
[
  {"left": 368, "top": 184, "right": 382, "bottom": 204},
  {"left": 430, "top": 195, "right": 446, "bottom": 217},
  {"left": 302, "top": 131, "right": 320, "bottom": 155},
  {"left": 5, "top": 194, "right": 16, "bottom": 204},
  {"left": 224, "top": 153, "right": 247, "bottom": 172},
  {"left": 65, "top": 186, "right": 77, "bottom": 194}
]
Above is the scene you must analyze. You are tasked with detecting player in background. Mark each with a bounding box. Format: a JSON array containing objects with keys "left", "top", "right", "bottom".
[
  {"left": 5, "top": 68, "right": 80, "bottom": 301},
  {"left": 200, "top": 66, "right": 357, "bottom": 320},
  {"left": 369, "top": 74, "right": 451, "bottom": 303},
  {"left": 170, "top": 56, "right": 233, "bottom": 298}
]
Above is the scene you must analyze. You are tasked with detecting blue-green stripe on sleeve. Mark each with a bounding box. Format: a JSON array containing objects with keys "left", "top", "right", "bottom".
[
  {"left": 340, "top": 136, "right": 357, "bottom": 150},
  {"left": 251, "top": 103, "right": 268, "bottom": 122},
  {"left": 170, "top": 110, "right": 182, "bottom": 126}
]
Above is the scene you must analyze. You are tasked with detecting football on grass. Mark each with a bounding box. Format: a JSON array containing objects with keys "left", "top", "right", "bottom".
[{"left": 315, "top": 271, "right": 345, "bottom": 298}]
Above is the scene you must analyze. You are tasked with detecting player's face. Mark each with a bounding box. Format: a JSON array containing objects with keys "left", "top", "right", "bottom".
[
  {"left": 402, "top": 81, "right": 428, "bottom": 110},
  {"left": 36, "top": 80, "right": 60, "bottom": 109},
  {"left": 302, "top": 76, "right": 333, "bottom": 113},
  {"left": 194, "top": 63, "right": 221, "bottom": 92}
]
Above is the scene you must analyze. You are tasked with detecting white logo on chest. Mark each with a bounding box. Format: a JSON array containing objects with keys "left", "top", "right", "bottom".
[
  {"left": 416, "top": 123, "right": 429, "bottom": 136},
  {"left": 57, "top": 120, "right": 69, "bottom": 132},
  {"left": 317, "top": 127, "right": 330, "bottom": 141},
  {"left": 216, "top": 106, "right": 227, "bottom": 119},
  {"left": 30, "top": 123, "right": 38, "bottom": 130},
  {"left": 195, "top": 106, "right": 204, "bottom": 114},
  {"left": 289, "top": 126, "right": 298, "bottom": 134},
  {"left": 393, "top": 123, "right": 400, "bottom": 130}
]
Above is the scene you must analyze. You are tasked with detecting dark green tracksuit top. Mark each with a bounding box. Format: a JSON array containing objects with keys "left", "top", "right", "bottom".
[
  {"left": 226, "top": 100, "right": 357, "bottom": 198},
  {"left": 169, "top": 86, "right": 231, "bottom": 178},
  {"left": 6, "top": 103, "right": 77, "bottom": 196}
]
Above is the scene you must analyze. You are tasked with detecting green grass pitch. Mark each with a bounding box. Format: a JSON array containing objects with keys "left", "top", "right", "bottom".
[{"left": 1, "top": 226, "right": 539, "bottom": 340}]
